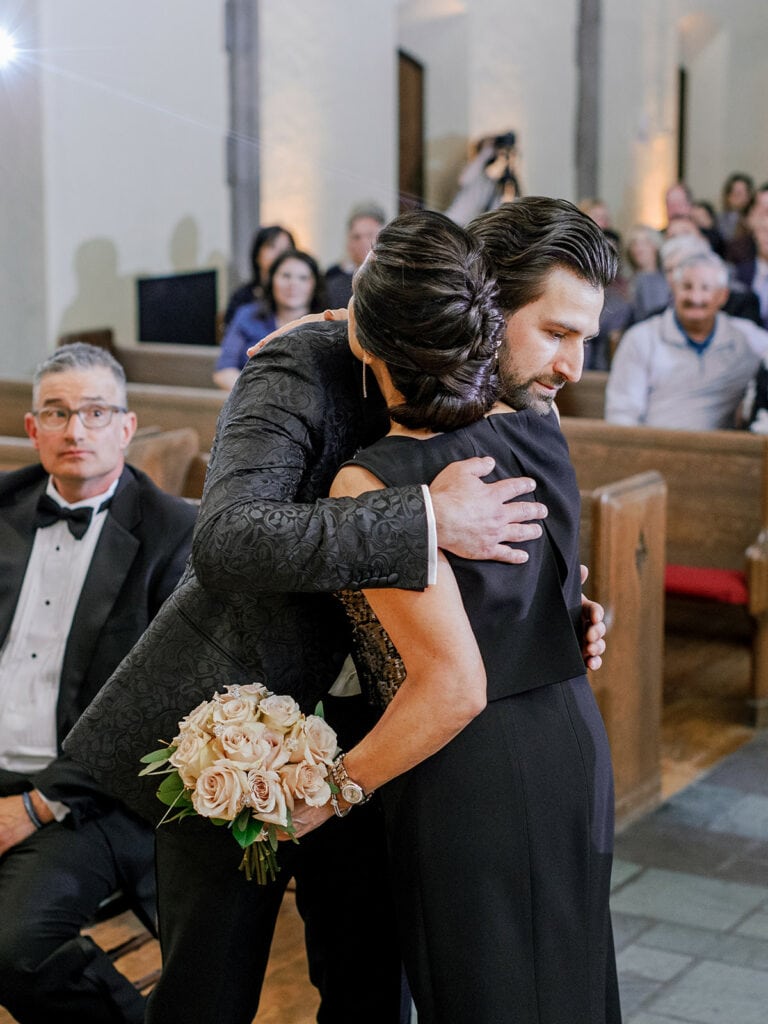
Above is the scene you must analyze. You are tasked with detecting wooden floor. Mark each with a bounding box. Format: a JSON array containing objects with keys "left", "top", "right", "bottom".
[{"left": 0, "top": 620, "right": 756, "bottom": 1024}]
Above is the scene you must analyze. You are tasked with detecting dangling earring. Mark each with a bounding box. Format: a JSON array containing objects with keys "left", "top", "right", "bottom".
[{"left": 362, "top": 359, "right": 368, "bottom": 399}]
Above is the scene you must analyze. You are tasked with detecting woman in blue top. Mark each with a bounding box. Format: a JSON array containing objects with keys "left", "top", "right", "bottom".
[{"left": 214, "top": 249, "right": 324, "bottom": 390}]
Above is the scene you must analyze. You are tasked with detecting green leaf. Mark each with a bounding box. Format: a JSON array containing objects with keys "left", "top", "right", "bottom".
[
  {"left": 156, "top": 772, "right": 185, "bottom": 807},
  {"left": 139, "top": 747, "right": 174, "bottom": 765},
  {"left": 314, "top": 700, "right": 325, "bottom": 719},
  {"left": 232, "top": 814, "right": 264, "bottom": 850}
]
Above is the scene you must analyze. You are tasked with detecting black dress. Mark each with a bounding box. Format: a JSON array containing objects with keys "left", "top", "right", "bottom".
[{"left": 341, "top": 409, "right": 622, "bottom": 1024}]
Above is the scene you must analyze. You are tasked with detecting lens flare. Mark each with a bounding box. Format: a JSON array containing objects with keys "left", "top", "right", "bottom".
[{"left": 0, "top": 28, "right": 18, "bottom": 68}]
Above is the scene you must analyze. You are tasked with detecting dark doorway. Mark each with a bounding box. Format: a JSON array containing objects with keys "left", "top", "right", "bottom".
[{"left": 398, "top": 50, "right": 425, "bottom": 212}]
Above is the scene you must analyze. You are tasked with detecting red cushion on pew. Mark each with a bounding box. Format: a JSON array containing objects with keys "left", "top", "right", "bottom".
[{"left": 664, "top": 564, "right": 749, "bottom": 605}]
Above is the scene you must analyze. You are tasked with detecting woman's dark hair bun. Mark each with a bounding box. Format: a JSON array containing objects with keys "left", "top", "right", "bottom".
[{"left": 353, "top": 210, "right": 504, "bottom": 432}]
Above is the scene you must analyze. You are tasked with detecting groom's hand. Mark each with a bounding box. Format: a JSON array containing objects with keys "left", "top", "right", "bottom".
[{"left": 430, "top": 457, "right": 547, "bottom": 565}]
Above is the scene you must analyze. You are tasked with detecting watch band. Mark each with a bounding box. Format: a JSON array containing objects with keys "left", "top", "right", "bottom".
[{"left": 329, "top": 754, "right": 373, "bottom": 808}]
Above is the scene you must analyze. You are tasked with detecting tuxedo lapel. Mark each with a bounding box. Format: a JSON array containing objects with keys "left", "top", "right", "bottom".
[
  {"left": 0, "top": 475, "right": 46, "bottom": 645},
  {"left": 59, "top": 471, "right": 140, "bottom": 718}
]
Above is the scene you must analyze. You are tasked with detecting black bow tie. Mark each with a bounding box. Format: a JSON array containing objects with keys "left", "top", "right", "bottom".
[{"left": 35, "top": 494, "right": 111, "bottom": 540}]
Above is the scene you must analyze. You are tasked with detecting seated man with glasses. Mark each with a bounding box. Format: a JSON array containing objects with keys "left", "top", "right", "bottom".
[{"left": 0, "top": 343, "right": 197, "bottom": 1024}]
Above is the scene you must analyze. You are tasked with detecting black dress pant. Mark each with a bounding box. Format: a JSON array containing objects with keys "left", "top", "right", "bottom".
[
  {"left": 0, "top": 795, "right": 155, "bottom": 1024},
  {"left": 147, "top": 695, "right": 403, "bottom": 1024}
]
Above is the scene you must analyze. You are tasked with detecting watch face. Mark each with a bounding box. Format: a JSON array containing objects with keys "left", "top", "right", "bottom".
[{"left": 341, "top": 781, "right": 364, "bottom": 804}]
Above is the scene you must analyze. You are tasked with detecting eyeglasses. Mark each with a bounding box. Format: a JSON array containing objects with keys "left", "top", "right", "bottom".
[{"left": 31, "top": 404, "right": 128, "bottom": 431}]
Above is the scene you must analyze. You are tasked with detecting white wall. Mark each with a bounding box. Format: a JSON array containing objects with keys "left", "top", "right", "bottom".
[
  {"left": 398, "top": 1, "right": 469, "bottom": 211},
  {"left": 399, "top": 0, "right": 579, "bottom": 213},
  {"left": 467, "top": 0, "right": 578, "bottom": 201},
  {"left": 39, "top": 0, "right": 228, "bottom": 347},
  {"left": 259, "top": 0, "right": 398, "bottom": 268},
  {"left": 680, "top": 0, "right": 768, "bottom": 207},
  {"left": 0, "top": 0, "right": 48, "bottom": 375},
  {"left": 601, "top": 0, "right": 679, "bottom": 233}
]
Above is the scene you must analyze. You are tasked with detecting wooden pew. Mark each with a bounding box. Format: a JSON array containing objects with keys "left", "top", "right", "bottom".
[
  {"left": 0, "top": 378, "right": 226, "bottom": 451},
  {"left": 562, "top": 416, "right": 768, "bottom": 726},
  {"left": 0, "top": 435, "right": 36, "bottom": 472},
  {"left": 115, "top": 342, "right": 220, "bottom": 389},
  {"left": 580, "top": 471, "right": 667, "bottom": 825},
  {"left": 123, "top": 383, "right": 225, "bottom": 450},
  {"left": 556, "top": 370, "right": 608, "bottom": 419}
]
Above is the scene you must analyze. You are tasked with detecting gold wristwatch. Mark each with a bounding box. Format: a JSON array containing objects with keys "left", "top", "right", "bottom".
[{"left": 329, "top": 754, "right": 372, "bottom": 817}]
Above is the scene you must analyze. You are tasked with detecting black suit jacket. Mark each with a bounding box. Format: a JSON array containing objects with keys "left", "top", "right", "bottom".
[
  {"left": 65, "top": 322, "right": 430, "bottom": 824},
  {"left": 0, "top": 463, "right": 197, "bottom": 824}
]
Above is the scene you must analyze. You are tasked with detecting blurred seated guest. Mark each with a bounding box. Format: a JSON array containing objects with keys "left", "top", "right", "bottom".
[
  {"left": 578, "top": 197, "right": 613, "bottom": 232},
  {"left": 0, "top": 343, "right": 196, "bottom": 1024},
  {"left": 324, "top": 202, "right": 386, "bottom": 308},
  {"left": 717, "top": 172, "right": 755, "bottom": 246},
  {"left": 606, "top": 251, "right": 768, "bottom": 429},
  {"left": 734, "top": 182, "right": 768, "bottom": 328},
  {"left": 691, "top": 199, "right": 725, "bottom": 255},
  {"left": 625, "top": 224, "right": 663, "bottom": 278},
  {"left": 223, "top": 225, "right": 296, "bottom": 327},
  {"left": 633, "top": 234, "right": 761, "bottom": 326},
  {"left": 664, "top": 213, "right": 709, "bottom": 241},
  {"left": 576, "top": 199, "right": 630, "bottom": 369},
  {"left": 214, "top": 249, "right": 324, "bottom": 391},
  {"left": 630, "top": 235, "right": 707, "bottom": 323},
  {"left": 664, "top": 182, "right": 694, "bottom": 225},
  {"left": 444, "top": 132, "right": 522, "bottom": 226}
]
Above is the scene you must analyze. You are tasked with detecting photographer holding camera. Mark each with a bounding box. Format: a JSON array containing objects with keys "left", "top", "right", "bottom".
[{"left": 445, "top": 130, "right": 522, "bottom": 226}]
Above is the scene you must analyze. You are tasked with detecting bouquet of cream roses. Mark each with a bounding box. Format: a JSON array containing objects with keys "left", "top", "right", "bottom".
[{"left": 139, "top": 684, "right": 338, "bottom": 884}]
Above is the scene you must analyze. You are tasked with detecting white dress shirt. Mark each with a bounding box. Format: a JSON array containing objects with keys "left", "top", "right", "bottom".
[{"left": 0, "top": 478, "right": 118, "bottom": 784}]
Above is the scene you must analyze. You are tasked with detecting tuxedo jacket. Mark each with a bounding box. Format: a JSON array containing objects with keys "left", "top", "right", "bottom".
[
  {"left": 65, "top": 322, "right": 430, "bottom": 824},
  {"left": 0, "top": 463, "right": 197, "bottom": 824}
]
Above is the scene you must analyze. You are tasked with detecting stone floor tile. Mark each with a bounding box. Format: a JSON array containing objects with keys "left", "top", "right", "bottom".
[
  {"left": 736, "top": 909, "right": 768, "bottom": 941},
  {"left": 615, "top": 822, "right": 740, "bottom": 877},
  {"left": 610, "top": 868, "right": 766, "bottom": 930},
  {"left": 708, "top": 793, "right": 768, "bottom": 840},
  {"left": 660, "top": 783, "right": 743, "bottom": 829},
  {"left": 637, "top": 920, "right": 768, "bottom": 970},
  {"left": 649, "top": 960, "right": 768, "bottom": 1023},
  {"left": 611, "top": 911, "right": 657, "bottom": 952},
  {"left": 625, "top": 1015, "right": 688, "bottom": 1024},
  {"left": 616, "top": 943, "right": 692, "bottom": 981},
  {"left": 715, "top": 848, "right": 768, "bottom": 887},
  {"left": 617, "top": 972, "right": 664, "bottom": 1016},
  {"left": 612, "top": 858, "right": 643, "bottom": 890}
]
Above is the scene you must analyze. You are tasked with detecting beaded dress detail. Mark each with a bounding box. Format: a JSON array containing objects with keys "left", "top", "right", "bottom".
[{"left": 338, "top": 590, "right": 406, "bottom": 712}]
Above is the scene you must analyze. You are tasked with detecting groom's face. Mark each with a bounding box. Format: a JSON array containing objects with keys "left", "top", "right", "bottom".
[{"left": 497, "top": 266, "right": 603, "bottom": 415}]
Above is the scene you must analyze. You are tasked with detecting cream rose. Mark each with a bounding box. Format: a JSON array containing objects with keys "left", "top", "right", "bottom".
[
  {"left": 280, "top": 761, "right": 332, "bottom": 807},
  {"left": 178, "top": 699, "right": 213, "bottom": 733},
  {"left": 213, "top": 722, "right": 270, "bottom": 764},
  {"left": 246, "top": 767, "right": 290, "bottom": 827},
  {"left": 168, "top": 728, "right": 218, "bottom": 788},
  {"left": 191, "top": 762, "right": 249, "bottom": 820},
  {"left": 258, "top": 694, "right": 301, "bottom": 732},
  {"left": 302, "top": 716, "right": 338, "bottom": 766},
  {"left": 211, "top": 696, "right": 258, "bottom": 727},
  {"left": 256, "top": 729, "right": 293, "bottom": 771},
  {"left": 239, "top": 682, "right": 270, "bottom": 701}
]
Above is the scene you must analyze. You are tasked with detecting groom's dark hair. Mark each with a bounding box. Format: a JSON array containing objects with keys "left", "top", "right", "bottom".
[{"left": 468, "top": 197, "right": 618, "bottom": 315}]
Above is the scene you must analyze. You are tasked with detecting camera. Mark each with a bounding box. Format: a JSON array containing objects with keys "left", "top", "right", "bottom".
[{"left": 493, "top": 131, "right": 517, "bottom": 151}]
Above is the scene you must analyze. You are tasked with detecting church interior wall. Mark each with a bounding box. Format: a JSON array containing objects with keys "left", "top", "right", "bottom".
[
  {"left": 1, "top": 0, "right": 767, "bottom": 370},
  {"left": 37, "top": 0, "right": 229, "bottom": 352},
  {"left": 259, "top": 0, "right": 398, "bottom": 269}
]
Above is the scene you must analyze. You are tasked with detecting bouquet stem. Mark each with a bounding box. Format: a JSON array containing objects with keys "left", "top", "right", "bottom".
[{"left": 239, "top": 843, "right": 280, "bottom": 885}]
